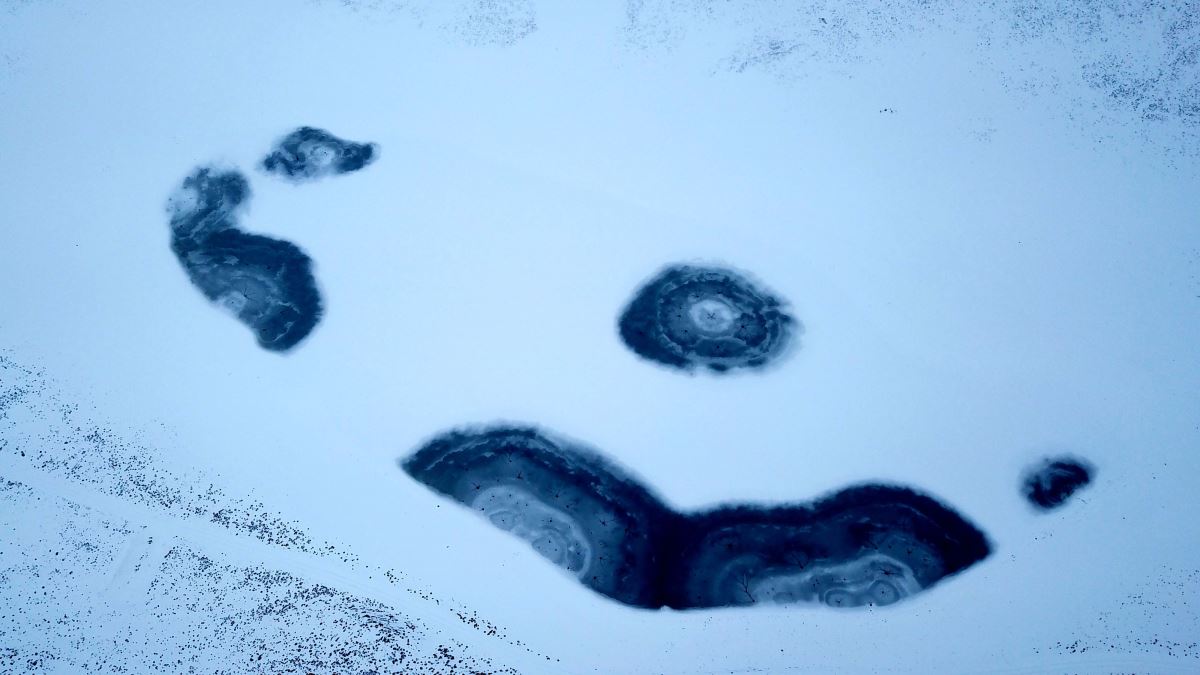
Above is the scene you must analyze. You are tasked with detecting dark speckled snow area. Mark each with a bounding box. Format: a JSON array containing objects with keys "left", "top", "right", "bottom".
[
  {"left": 0, "top": 354, "right": 550, "bottom": 672},
  {"left": 0, "top": 478, "right": 520, "bottom": 674},
  {"left": 621, "top": 0, "right": 1200, "bottom": 156}
]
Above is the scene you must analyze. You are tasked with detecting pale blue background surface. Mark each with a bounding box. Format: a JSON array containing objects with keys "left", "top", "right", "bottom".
[{"left": 1, "top": 1, "right": 1198, "bottom": 672}]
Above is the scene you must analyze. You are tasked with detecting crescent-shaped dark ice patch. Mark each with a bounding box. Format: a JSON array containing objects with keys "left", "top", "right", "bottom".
[
  {"left": 1021, "top": 456, "right": 1095, "bottom": 511},
  {"left": 401, "top": 426, "right": 672, "bottom": 609},
  {"left": 401, "top": 425, "right": 991, "bottom": 610},
  {"left": 260, "top": 127, "right": 379, "bottom": 183},
  {"left": 167, "top": 167, "right": 323, "bottom": 352},
  {"left": 618, "top": 264, "right": 797, "bottom": 373}
]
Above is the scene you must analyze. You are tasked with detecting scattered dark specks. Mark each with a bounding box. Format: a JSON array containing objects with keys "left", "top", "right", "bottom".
[
  {"left": 260, "top": 126, "right": 379, "bottom": 183},
  {"left": 1, "top": 353, "right": 349, "bottom": 559},
  {"left": 1, "top": 353, "right": 548, "bottom": 662},
  {"left": 618, "top": 263, "right": 798, "bottom": 374},
  {"left": 625, "top": 2, "right": 1200, "bottom": 155},
  {"left": 723, "top": 38, "right": 804, "bottom": 74},
  {"left": 0, "top": 480, "right": 519, "bottom": 674},
  {"left": 402, "top": 424, "right": 991, "bottom": 610},
  {"left": 1045, "top": 567, "right": 1200, "bottom": 661},
  {"left": 315, "top": 0, "right": 537, "bottom": 47},
  {"left": 1021, "top": 456, "right": 1094, "bottom": 511},
  {"left": 447, "top": 0, "right": 537, "bottom": 47}
]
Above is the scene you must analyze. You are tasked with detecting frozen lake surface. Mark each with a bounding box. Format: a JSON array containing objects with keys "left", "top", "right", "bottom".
[{"left": 2, "top": 1, "right": 1199, "bottom": 672}]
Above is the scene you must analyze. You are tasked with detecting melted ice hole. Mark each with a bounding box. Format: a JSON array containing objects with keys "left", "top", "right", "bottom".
[
  {"left": 297, "top": 141, "right": 338, "bottom": 173},
  {"left": 217, "top": 290, "right": 249, "bottom": 315},
  {"left": 471, "top": 486, "right": 592, "bottom": 575},
  {"left": 749, "top": 554, "right": 923, "bottom": 608},
  {"left": 687, "top": 296, "right": 739, "bottom": 334}
]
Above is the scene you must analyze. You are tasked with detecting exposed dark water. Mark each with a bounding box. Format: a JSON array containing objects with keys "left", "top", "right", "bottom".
[
  {"left": 403, "top": 425, "right": 990, "bottom": 610},
  {"left": 618, "top": 264, "right": 797, "bottom": 373}
]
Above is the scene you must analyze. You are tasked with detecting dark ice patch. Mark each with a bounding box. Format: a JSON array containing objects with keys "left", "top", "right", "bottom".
[
  {"left": 167, "top": 167, "right": 322, "bottom": 352},
  {"left": 260, "top": 127, "right": 378, "bottom": 182},
  {"left": 172, "top": 229, "right": 321, "bottom": 352},
  {"left": 618, "top": 264, "right": 797, "bottom": 373},
  {"left": 664, "top": 485, "right": 991, "bottom": 610},
  {"left": 1022, "top": 456, "right": 1094, "bottom": 511},
  {"left": 401, "top": 425, "right": 990, "bottom": 610},
  {"left": 402, "top": 426, "right": 672, "bottom": 609},
  {"left": 167, "top": 166, "right": 249, "bottom": 243}
]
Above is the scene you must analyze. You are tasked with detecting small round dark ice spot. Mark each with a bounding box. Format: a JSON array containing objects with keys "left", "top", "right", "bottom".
[{"left": 1021, "top": 456, "right": 1095, "bottom": 511}]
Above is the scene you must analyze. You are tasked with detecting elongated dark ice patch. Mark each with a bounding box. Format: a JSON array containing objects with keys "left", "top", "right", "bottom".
[
  {"left": 1021, "top": 456, "right": 1094, "bottom": 511},
  {"left": 168, "top": 167, "right": 322, "bottom": 352},
  {"left": 618, "top": 264, "right": 797, "bottom": 373},
  {"left": 402, "top": 426, "right": 672, "bottom": 608},
  {"left": 402, "top": 425, "right": 990, "bottom": 610},
  {"left": 261, "top": 127, "right": 378, "bottom": 182},
  {"left": 664, "top": 485, "right": 991, "bottom": 609}
]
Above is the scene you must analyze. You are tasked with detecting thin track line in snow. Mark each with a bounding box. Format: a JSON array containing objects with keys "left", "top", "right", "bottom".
[{"left": 0, "top": 458, "right": 555, "bottom": 672}]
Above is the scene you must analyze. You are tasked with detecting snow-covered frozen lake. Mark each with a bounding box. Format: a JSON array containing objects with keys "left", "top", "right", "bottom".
[{"left": 2, "top": 1, "right": 1199, "bottom": 672}]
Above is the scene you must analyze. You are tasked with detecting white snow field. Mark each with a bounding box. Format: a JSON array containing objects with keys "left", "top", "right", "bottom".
[{"left": 2, "top": 1, "right": 1199, "bottom": 673}]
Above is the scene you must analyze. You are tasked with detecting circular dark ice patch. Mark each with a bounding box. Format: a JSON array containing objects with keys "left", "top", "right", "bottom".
[{"left": 618, "top": 264, "right": 797, "bottom": 373}]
